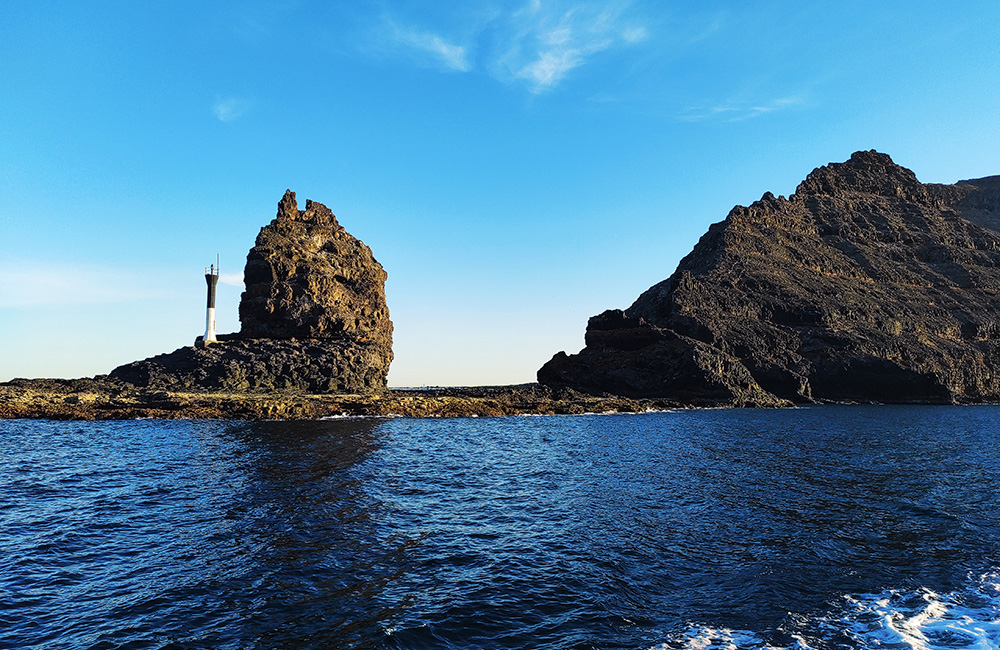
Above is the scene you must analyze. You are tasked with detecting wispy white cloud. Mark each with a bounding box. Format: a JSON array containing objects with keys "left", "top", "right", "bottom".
[
  {"left": 380, "top": 18, "right": 471, "bottom": 72},
  {"left": 219, "top": 271, "right": 244, "bottom": 287},
  {"left": 677, "top": 96, "right": 805, "bottom": 122},
  {"left": 402, "top": 27, "right": 471, "bottom": 72},
  {"left": 621, "top": 25, "right": 649, "bottom": 44},
  {"left": 371, "top": 1, "right": 649, "bottom": 92},
  {"left": 213, "top": 96, "right": 250, "bottom": 122},
  {"left": 495, "top": 1, "right": 650, "bottom": 92},
  {"left": 0, "top": 264, "right": 160, "bottom": 307}
]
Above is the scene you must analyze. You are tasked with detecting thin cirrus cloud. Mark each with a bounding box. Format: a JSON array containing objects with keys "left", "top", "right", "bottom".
[
  {"left": 677, "top": 96, "right": 806, "bottom": 123},
  {"left": 0, "top": 264, "right": 161, "bottom": 307},
  {"left": 385, "top": 21, "right": 471, "bottom": 72},
  {"left": 378, "top": 0, "right": 649, "bottom": 92},
  {"left": 213, "top": 96, "right": 250, "bottom": 122},
  {"left": 219, "top": 272, "right": 244, "bottom": 287},
  {"left": 498, "top": 0, "right": 650, "bottom": 92}
]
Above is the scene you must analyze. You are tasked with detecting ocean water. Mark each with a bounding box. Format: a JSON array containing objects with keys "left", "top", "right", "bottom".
[{"left": 3, "top": 407, "right": 1000, "bottom": 650}]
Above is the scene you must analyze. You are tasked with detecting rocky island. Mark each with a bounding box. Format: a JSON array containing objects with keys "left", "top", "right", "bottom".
[
  {"left": 539, "top": 151, "right": 1000, "bottom": 405},
  {"left": 1, "top": 190, "right": 677, "bottom": 418},
  {"left": 5, "top": 151, "right": 1000, "bottom": 420},
  {"left": 110, "top": 190, "right": 393, "bottom": 393}
]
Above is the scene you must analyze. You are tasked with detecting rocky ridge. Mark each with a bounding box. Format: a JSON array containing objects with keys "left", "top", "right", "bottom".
[
  {"left": 110, "top": 191, "right": 392, "bottom": 393},
  {"left": 539, "top": 151, "right": 1000, "bottom": 404}
]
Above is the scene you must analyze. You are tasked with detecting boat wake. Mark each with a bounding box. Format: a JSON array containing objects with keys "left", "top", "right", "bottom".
[{"left": 653, "top": 570, "right": 1000, "bottom": 650}]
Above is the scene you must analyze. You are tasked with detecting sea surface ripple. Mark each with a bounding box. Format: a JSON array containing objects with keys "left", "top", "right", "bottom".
[{"left": 3, "top": 406, "right": 1000, "bottom": 649}]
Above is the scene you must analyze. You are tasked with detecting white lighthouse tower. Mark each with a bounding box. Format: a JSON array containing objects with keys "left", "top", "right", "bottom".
[{"left": 204, "top": 260, "right": 219, "bottom": 344}]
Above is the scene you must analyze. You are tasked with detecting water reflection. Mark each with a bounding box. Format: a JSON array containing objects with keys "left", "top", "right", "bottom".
[{"left": 213, "top": 419, "right": 415, "bottom": 649}]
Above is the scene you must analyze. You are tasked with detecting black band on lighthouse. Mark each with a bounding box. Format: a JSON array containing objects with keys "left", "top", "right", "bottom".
[
  {"left": 205, "top": 264, "right": 219, "bottom": 309},
  {"left": 205, "top": 273, "right": 218, "bottom": 308}
]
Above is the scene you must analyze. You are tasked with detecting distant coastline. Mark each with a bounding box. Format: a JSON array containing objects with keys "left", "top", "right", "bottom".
[
  {"left": 5, "top": 376, "right": 992, "bottom": 421},
  {"left": 0, "top": 377, "right": 774, "bottom": 420}
]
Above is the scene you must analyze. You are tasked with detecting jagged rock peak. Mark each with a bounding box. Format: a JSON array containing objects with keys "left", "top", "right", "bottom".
[
  {"left": 274, "top": 189, "right": 341, "bottom": 227},
  {"left": 240, "top": 190, "right": 392, "bottom": 346},
  {"left": 795, "top": 149, "right": 929, "bottom": 202}
]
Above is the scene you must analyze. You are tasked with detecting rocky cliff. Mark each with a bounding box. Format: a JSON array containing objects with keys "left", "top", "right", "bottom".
[
  {"left": 538, "top": 151, "right": 1000, "bottom": 404},
  {"left": 111, "top": 191, "right": 392, "bottom": 393},
  {"left": 240, "top": 190, "right": 392, "bottom": 345}
]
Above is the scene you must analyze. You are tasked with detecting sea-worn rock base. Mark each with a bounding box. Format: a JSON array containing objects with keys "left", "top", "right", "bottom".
[
  {"left": 540, "top": 310, "right": 788, "bottom": 407},
  {"left": 109, "top": 338, "right": 388, "bottom": 393}
]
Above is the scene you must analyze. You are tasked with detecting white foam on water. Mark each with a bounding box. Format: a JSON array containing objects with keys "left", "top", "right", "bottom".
[
  {"left": 317, "top": 413, "right": 400, "bottom": 420},
  {"left": 648, "top": 624, "right": 766, "bottom": 650},
  {"left": 511, "top": 408, "right": 683, "bottom": 418},
  {"left": 835, "top": 573, "right": 1000, "bottom": 650},
  {"left": 650, "top": 570, "right": 1000, "bottom": 650}
]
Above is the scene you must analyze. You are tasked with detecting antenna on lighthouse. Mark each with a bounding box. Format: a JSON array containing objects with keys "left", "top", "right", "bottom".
[{"left": 204, "top": 257, "right": 220, "bottom": 344}]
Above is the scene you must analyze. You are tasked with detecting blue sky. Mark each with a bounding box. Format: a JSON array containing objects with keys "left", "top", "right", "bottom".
[{"left": 2, "top": 0, "right": 999, "bottom": 387}]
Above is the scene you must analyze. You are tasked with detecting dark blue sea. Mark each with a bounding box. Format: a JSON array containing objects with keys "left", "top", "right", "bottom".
[{"left": 4, "top": 407, "right": 1000, "bottom": 650}]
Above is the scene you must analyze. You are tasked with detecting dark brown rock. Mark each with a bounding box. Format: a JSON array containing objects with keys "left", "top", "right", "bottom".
[
  {"left": 539, "top": 151, "right": 1000, "bottom": 404},
  {"left": 540, "top": 310, "right": 787, "bottom": 406},
  {"left": 111, "top": 191, "right": 392, "bottom": 393},
  {"left": 239, "top": 190, "right": 392, "bottom": 347},
  {"left": 109, "top": 337, "right": 389, "bottom": 393}
]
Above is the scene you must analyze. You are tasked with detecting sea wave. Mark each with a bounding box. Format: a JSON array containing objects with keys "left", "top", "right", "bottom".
[{"left": 654, "top": 570, "right": 1000, "bottom": 650}]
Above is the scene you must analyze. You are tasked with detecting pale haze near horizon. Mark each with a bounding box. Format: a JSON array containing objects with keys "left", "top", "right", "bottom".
[{"left": 2, "top": 1, "right": 999, "bottom": 387}]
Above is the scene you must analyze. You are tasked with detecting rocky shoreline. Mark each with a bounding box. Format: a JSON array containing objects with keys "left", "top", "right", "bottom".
[
  {"left": 6, "top": 376, "right": 990, "bottom": 421},
  {"left": 0, "top": 378, "right": 747, "bottom": 421}
]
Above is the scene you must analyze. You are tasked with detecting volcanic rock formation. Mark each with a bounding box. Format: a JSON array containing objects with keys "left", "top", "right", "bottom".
[
  {"left": 239, "top": 190, "right": 392, "bottom": 344},
  {"left": 111, "top": 191, "right": 392, "bottom": 392},
  {"left": 538, "top": 151, "right": 1000, "bottom": 404}
]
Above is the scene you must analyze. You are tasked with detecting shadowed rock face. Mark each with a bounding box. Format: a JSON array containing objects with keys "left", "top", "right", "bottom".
[
  {"left": 110, "top": 338, "right": 390, "bottom": 393},
  {"left": 539, "top": 151, "right": 1000, "bottom": 404},
  {"left": 112, "top": 191, "right": 392, "bottom": 393}
]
